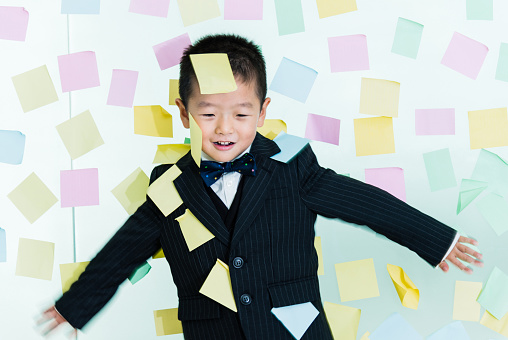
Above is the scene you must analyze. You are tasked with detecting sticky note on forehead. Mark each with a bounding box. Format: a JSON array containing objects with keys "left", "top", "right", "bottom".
[{"left": 189, "top": 53, "right": 237, "bottom": 94}]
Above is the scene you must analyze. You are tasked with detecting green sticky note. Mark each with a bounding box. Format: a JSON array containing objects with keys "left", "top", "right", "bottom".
[
  {"left": 423, "top": 148, "right": 456, "bottom": 192},
  {"left": 471, "top": 149, "right": 508, "bottom": 198},
  {"left": 477, "top": 267, "right": 508, "bottom": 320},
  {"left": 476, "top": 193, "right": 508, "bottom": 236},
  {"left": 457, "top": 179, "right": 488, "bottom": 214},
  {"left": 467, "top": 0, "right": 493, "bottom": 20},
  {"left": 129, "top": 261, "right": 151, "bottom": 284},
  {"left": 274, "top": 0, "right": 305, "bottom": 36},
  {"left": 184, "top": 137, "right": 191, "bottom": 144},
  {"left": 495, "top": 43, "right": 508, "bottom": 82},
  {"left": 391, "top": 18, "right": 424, "bottom": 59}
]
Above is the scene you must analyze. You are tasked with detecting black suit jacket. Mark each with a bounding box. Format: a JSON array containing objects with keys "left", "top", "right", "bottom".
[{"left": 55, "top": 133, "right": 456, "bottom": 339}]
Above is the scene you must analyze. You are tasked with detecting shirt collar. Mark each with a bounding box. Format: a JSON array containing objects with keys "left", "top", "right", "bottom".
[{"left": 201, "top": 145, "right": 252, "bottom": 163}]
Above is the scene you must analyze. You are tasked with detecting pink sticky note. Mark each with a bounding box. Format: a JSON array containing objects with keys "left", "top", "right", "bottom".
[
  {"left": 441, "top": 32, "right": 489, "bottom": 80},
  {"left": 128, "top": 0, "right": 170, "bottom": 17},
  {"left": 153, "top": 33, "right": 192, "bottom": 70},
  {"left": 328, "top": 35, "right": 369, "bottom": 72},
  {"left": 365, "top": 167, "right": 406, "bottom": 202},
  {"left": 415, "top": 108, "right": 455, "bottom": 135},
  {"left": 107, "top": 69, "right": 138, "bottom": 107},
  {"left": 60, "top": 168, "right": 99, "bottom": 207},
  {"left": 224, "top": 0, "right": 263, "bottom": 20},
  {"left": 58, "top": 51, "right": 100, "bottom": 92},
  {"left": 0, "top": 6, "right": 29, "bottom": 41},
  {"left": 305, "top": 113, "right": 341, "bottom": 145}
]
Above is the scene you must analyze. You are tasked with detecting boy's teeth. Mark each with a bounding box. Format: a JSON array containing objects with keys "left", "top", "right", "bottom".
[{"left": 217, "top": 142, "right": 233, "bottom": 145}]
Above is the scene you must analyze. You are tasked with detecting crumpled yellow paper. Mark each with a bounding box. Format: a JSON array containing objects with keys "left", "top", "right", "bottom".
[{"left": 387, "top": 263, "right": 419, "bottom": 309}]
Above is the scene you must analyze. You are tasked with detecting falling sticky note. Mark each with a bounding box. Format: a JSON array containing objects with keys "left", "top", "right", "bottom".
[
  {"left": 60, "top": 261, "right": 89, "bottom": 293},
  {"left": 274, "top": 0, "right": 305, "bottom": 35},
  {"left": 56, "top": 110, "right": 104, "bottom": 160},
  {"left": 107, "top": 69, "right": 138, "bottom": 108},
  {"left": 360, "top": 332, "right": 371, "bottom": 340},
  {"left": 480, "top": 310, "right": 508, "bottom": 337},
  {"left": 476, "top": 193, "right": 508, "bottom": 236},
  {"left": 305, "top": 113, "right": 340, "bottom": 145},
  {"left": 270, "top": 57, "right": 318, "bottom": 103},
  {"left": 128, "top": 0, "right": 170, "bottom": 17},
  {"left": 257, "top": 119, "right": 287, "bottom": 140},
  {"left": 153, "top": 308, "right": 183, "bottom": 336},
  {"left": 190, "top": 53, "right": 237, "bottom": 94},
  {"left": 15, "top": 238, "right": 54, "bottom": 280},
  {"left": 271, "top": 131, "right": 310, "bottom": 163},
  {"left": 146, "top": 165, "right": 183, "bottom": 216},
  {"left": 422, "top": 148, "right": 456, "bottom": 191},
  {"left": 365, "top": 167, "right": 406, "bottom": 202},
  {"left": 335, "top": 258, "right": 379, "bottom": 302},
  {"left": 134, "top": 105, "right": 173, "bottom": 137},
  {"left": 0, "top": 6, "right": 29, "bottom": 41},
  {"left": 369, "top": 313, "right": 423, "bottom": 340},
  {"left": 0, "top": 228, "right": 6, "bottom": 262},
  {"left": 468, "top": 108, "right": 508, "bottom": 149},
  {"left": 314, "top": 237, "right": 324, "bottom": 276},
  {"left": 169, "top": 79, "right": 179, "bottom": 105},
  {"left": 189, "top": 113, "right": 202, "bottom": 167},
  {"left": 386, "top": 264, "right": 419, "bottom": 309},
  {"left": 323, "top": 301, "right": 361, "bottom": 340},
  {"left": 175, "top": 209, "right": 215, "bottom": 251},
  {"left": 456, "top": 179, "right": 488, "bottom": 214},
  {"left": 111, "top": 167, "right": 149, "bottom": 215},
  {"left": 415, "top": 108, "right": 455, "bottom": 135},
  {"left": 58, "top": 51, "right": 100, "bottom": 92},
  {"left": 316, "top": 0, "right": 357, "bottom": 18},
  {"left": 495, "top": 43, "right": 508, "bottom": 82},
  {"left": 328, "top": 35, "right": 369, "bottom": 72},
  {"left": 153, "top": 33, "right": 192, "bottom": 71},
  {"left": 129, "top": 261, "right": 151, "bottom": 284},
  {"left": 153, "top": 248, "right": 165, "bottom": 259},
  {"left": 477, "top": 267, "right": 508, "bottom": 320},
  {"left": 453, "top": 281, "right": 482, "bottom": 321},
  {"left": 60, "top": 168, "right": 99, "bottom": 207},
  {"left": 199, "top": 259, "right": 237, "bottom": 312},
  {"left": 271, "top": 302, "right": 319, "bottom": 340},
  {"left": 153, "top": 144, "right": 191, "bottom": 164},
  {"left": 176, "top": 0, "right": 220, "bottom": 27},
  {"left": 467, "top": 0, "right": 493, "bottom": 20},
  {"left": 7, "top": 173, "right": 58, "bottom": 224},
  {"left": 391, "top": 18, "right": 424, "bottom": 59},
  {"left": 426, "top": 321, "right": 470, "bottom": 340},
  {"left": 224, "top": 0, "right": 263, "bottom": 20},
  {"left": 11, "top": 65, "right": 59, "bottom": 113},
  {"left": 471, "top": 149, "right": 508, "bottom": 197},
  {"left": 61, "top": 0, "right": 100, "bottom": 14},
  {"left": 353, "top": 117, "right": 395, "bottom": 156},
  {"left": 441, "top": 32, "right": 489, "bottom": 80},
  {"left": 359, "top": 78, "right": 400, "bottom": 117},
  {"left": 0, "top": 130, "right": 25, "bottom": 164}
]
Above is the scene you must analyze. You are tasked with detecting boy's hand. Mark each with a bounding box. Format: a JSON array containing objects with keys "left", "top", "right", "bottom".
[
  {"left": 37, "top": 305, "right": 77, "bottom": 338},
  {"left": 438, "top": 236, "right": 483, "bottom": 274}
]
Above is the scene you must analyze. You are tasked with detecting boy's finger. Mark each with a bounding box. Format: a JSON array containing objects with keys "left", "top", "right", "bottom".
[
  {"left": 438, "top": 261, "right": 449, "bottom": 272},
  {"left": 458, "top": 236, "right": 478, "bottom": 246},
  {"left": 457, "top": 243, "right": 483, "bottom": 261},
  {"left": 449, "top": 256, "right": 473, "bottom": 274},
  {"left": 40, "top": 320, "right": 60, "bottom": 337}
]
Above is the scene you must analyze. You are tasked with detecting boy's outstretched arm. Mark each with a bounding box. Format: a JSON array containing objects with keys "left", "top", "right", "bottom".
[{"left": 438, "top": 236, "right": 483, "bottom": 274}]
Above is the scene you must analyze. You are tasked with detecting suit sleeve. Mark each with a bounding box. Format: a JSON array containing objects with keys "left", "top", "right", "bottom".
[
  {"left": 296, "top": 144, "right": 457, "bottom": 267},
  {"left": 54, "top": 166, "right": 165, "bottom": 329}
]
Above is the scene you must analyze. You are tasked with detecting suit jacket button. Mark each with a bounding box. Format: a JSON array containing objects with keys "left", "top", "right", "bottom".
[
  {"left": 240, "top": 294, "right": 252, "bottom": 305},
  {"left": 233, "top": 257, "right": 244, "bottom": 269}
]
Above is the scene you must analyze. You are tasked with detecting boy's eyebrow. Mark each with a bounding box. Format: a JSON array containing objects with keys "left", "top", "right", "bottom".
[{"left": 196, "top": 101, "right": 254, "bottom": 108}]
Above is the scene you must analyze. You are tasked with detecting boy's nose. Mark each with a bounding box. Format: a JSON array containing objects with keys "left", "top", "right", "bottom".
[{"left": 216, "top": 117, "right": 234, "bottom": 135}]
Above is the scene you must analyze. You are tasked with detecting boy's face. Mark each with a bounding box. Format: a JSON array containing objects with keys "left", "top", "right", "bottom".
[{"left": 176, "top": 78, "right": 270, "bottom": 162}]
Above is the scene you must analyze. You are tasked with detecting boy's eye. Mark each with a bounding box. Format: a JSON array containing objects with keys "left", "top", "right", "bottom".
[{"left": 201, "top": 114, "right": 215, "bottom": 117}]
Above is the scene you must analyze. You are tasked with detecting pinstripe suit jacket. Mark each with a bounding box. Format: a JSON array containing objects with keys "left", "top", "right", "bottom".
[{"left": 55, "top": 133, "right": 457, "bottom": 339}]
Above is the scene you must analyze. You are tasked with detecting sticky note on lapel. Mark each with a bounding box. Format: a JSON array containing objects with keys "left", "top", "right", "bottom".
[
  {"left": 387, "top": 264, "right": 419, "bottom": 310},
  {"left": 199, "top": 259, "right": 237, "bottom": 312},
  {"left": 147, "top": 165, "right": 183, "bottom": 216},
  {"left": 175, "top": 209, "right": 215, "bottom": 251}
]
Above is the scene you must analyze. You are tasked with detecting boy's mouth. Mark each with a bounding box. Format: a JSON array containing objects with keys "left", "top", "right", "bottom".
[{"left": 214, "top": 141, "right": 235, "bottom": 146}]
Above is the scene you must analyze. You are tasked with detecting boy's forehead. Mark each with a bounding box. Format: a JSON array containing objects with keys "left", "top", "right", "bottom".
[{"left": 188, "top": 76, "right": 259, "bottom": 104}]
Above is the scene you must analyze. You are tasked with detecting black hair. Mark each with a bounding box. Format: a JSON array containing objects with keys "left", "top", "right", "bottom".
[{"left": 179, "top": 34, "right": 267, "bottom": 109}]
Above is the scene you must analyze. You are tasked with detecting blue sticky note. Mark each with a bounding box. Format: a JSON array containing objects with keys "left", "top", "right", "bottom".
[
  {"left": 370, "top": 313, "right": 423, "bottom": 340},
  {"left": 0, "top": 228, "right": 5, "bottom": 262},
  {"left": 0, "top": 130, "right": 26, "bottom": 165},
  {"left": 271, "top": 302, "right": 319, "bottom": 339},
  {"left": 61, "top": 0, "right": 100, "bottom": 14},
  {"left": 271, "top": 131, "right": 309, "bottom": 163},
  {"left": 427, "top": 321, "right": 470, "bottom": 340},
  {"left": 269, "top": 57, "right": 318, "bottom": 103}
]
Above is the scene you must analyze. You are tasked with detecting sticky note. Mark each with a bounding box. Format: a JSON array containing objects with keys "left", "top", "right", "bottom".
[
  {"left": 184, "top": 137, "right": 191, "bottom": 144},
  {"left": 61, "top": 0, "right": 100, "bottom": 14},
  {"left": 147, "top": 165, "right": 183, "bottom": 216},
  {"left": 0, "top": 130, "right": 25, "bottom": 164},
  {"left": 0, "top": 228, "right": 6, "bottom": 262},
  {"left": 153, "top": 33, "right": 192, "bottom": 70},
  {"left": 176, "top": 209, "right": 215, "bottom": 251},
  {"left": 58, "top": 51, "right": 100, "bottom": 92},
  {"left": 269, "top": 57, "right": 317, "bottom": 103},
  {"left": 328, "top": 35, "right": 369, "bottom": 72},
  {"left": 471, "top": 149, "right": 508, "bottom": 196},
  {"left": 257, "top": 119, "right": 287, "bottom": 140},
  {"left": 189, "top": 53, "right": 237, "bottom": 94},
  {"left": 427, "top": 321, "right": 470, "bottom": 340},
  {"left": 169, "top": 79, "right": 179, "bottom": 105},
  {"left": 199, "top": 259, "right": 237, "bottom": 312},
  {"left": 453, "top": 281, "right": 482, "bottom": 321},
  {"left": 153, "top": 144, "right": 191, "bottom": 164},
  {"left": 441, "top": 32, "right": 489, "bottom": 80},
  {"left": 15, "top": 238, "right": 54, "bottom": 280},
  {"left": 422, "top": 148, "right": 456, "bottom": 191},
  {"left": 224, "top": 0, "right": 263, "bottom": 20},
  {"left": 111, "top": 167, "right": 149, "bottom": 215},
  {"left": 11, "top": 65, "right": 59, "bottom": 113},
  {"left": 415, "top": 108, "right": 455, "bottom": 135},
  {"left": 189, "top": 113, "right": 202, "bottom": 167},
  {"left": 335, "top": 258, "right": 379, "bottom": 302},
  {"left": 274, "top": 0, "right": 305, "bottom": 35},
  {"left": 7, "top": 173, "right": 58, "bottom": 224},
  {"left": 154, "top": 308, "right": 183, "bottom": 336},
  {"left": 391, "top": 18, "right": 424, "bottom": 59},
  {"left": 314, "top": 237, "right": 324, "bottom": 275},
  {"left": 107, "top": 69, "right": 138, "bottom": 108},
  {"left": 316, "top": 0, "right": 357, "bottom": 18},
  {"left": 60, "top": 261, "right": 89, "bottom": 293},
  {"left": 477, "top": 267, "right": 508, "bottom": 320},
  {"left": 176, "top": 0, "right": 220, "bottom": 27},
  {"left": 153, "top": 248, "right": 165, "bottom": 259},
  {"left": 360, "top": 332, "right": 371, "bottom": 340},
  {"left": 476, "top": 193, "right": 508, "bottom": 235},
  {"left": 271, "top": 302, "right": 319, "bottom": 340},
  {"left": 353, "top": 117, "right": 395, "bottom": 156},
  {"left": 370, "top": 313, "right": 423, "bottom": 340},
  {"left": 129, "top": 0, "right": 170, "bottom": 17},
  {"left": 387, "top": 264, "right": 419, "bottom": 309},
  {"left": 359, "top": 78, "right": 400, "bottom": 117},
  {"left": 56, "top": 110, "right": 104, "bottom": 160},
  {"left": 495, "top": 43, "right": 508, "bottom": 82},
  {"left": 467, "top": 0, "right": 493, "bottom": 20},
  {"left": 456, "top": 179, "right": 488, "bottom": 214},
  {"left": 323, "top": 301, "right": 361, "bottom": 340},
  {"left": 0, "top": 6, "right": 29, "bottom": 41},
  {"left": 271, "top": 131, "right": 309, "bottom": 163},
  {"left": 134, "top": 105, "right": 173, "bottom": 137},
  {"left": 60, "top": 168, "right": 99, "bottom": 208},
  {"left": 480, "top": 310, "right": 508, "bottom": 337},
  {"left": 365, "top": 167, "right": 406, "bottom": 202},
  {"left": 305, "top": 113, "right": 340, "bottom": 145},
  {"left": 129, "top": 261, "right": 151, "bottom": 284},
  {"left": 468, "top": 108, "right": 508, "bottom": 149}
]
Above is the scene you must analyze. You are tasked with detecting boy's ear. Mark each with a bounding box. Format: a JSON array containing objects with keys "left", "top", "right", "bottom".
[
  {"left": 175, "top": 98, "right": 190, "bottom": 129},
  {"left": 257, "top": 97, "right": 271, "bottom": 127}
]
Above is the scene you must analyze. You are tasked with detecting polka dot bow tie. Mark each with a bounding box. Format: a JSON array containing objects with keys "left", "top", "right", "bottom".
[{"left": 199, "top": 153, "right": 257, "bottom": 187}]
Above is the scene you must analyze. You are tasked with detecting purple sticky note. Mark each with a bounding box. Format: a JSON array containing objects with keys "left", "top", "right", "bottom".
[
  {"left": 129, "top": 0, "right": 170, "bottom": 17},
  {"left": 60, "top": 168, "right": 99, "bottom": 207},
  {"left": 107, "top": 69, "right": 138, "bottom": 107},
  {"left": 365, "top": 167, "right": 406, "bottom": 202},
  {"left": 328, "top": 35, "right": 369, "bottom": 72},
  {"left": 58, "top": 51, "right": 100, "bottom": 92},
  {"left": 224, "top": 0, "right": 263, "bottom": 20},
  {"left": 305, "top": 113, "right": 340, "bottom": 145},
  {"left": 153, "top": 33, "right": 192, "bottom": 70},
  {"left": 0, "top": 6, "right": 29, "bottom": 42},
  {"left": 415, "top": 108, "right": 455, "bottom": 135},
  {"left": 441, "top": 32, "right": 489, "bottom": 80}
]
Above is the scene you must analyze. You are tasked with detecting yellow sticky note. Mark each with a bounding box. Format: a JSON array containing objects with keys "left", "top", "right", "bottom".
[
  {"left": 335, "top": 258, "right": 380, "bottom": 302},
  {"left": 316, "top": 0, "right": 357, "bottom": 18},
  {"left": 153, "top": 308, "right": 183, "bottom": 336},
  {"left": 60, "top": 261, "right": 90, "bottom": 293},
  {"left": 11, "top": 65, "right": 59, "bottom": 113},
  {"left": 147, "top": 165, "right": 183, "bottom": 216},
  {"left": 453, "top": 281, "right": 482, "bottom": 321},
  {"left": 189, "top": 113, "right": 202, "bottom": 167},
  {"left": 387, "top": 264, "right": 419, "bottom": 310},
  {"left": 480, "top": 310, "right": 508, "bottom": 337},
  {"left": 176, "top": 0, "right": 220, "bottom": 27},
  {"left": 360, "top": 331, "right": 371, "bottom": 340},
  {"left": 323, "top": 301, "right": 361, "bottom": 340},
  {"left": 354, "top": 117, "right": 395, "bottom": 156},
  {"left": 56, "top": 110, "right": 105, "bottom": 160},
  {"left": 314, "top": 236, "right": 324, "bottom": 276},
  {"left": 468, "top": 108, "right": 508, "bottom": 149},
  {"left": 176, "top": 209, "right": 215, "bottom": 251},
  {"left": 134, "top": 105, "right": 173, "bottom": 137},
  {"left": 257, "top": 119, "right": 287, "bottom": 140},
  {"left": 15, "top": 238, "right": 55, "bottom": 280},
  {"left": 153, "top": 144, "right": 191, "bottom": 164},
  {"left": 153, "top": 248, "right": 165, "bottom": 259},
  {"left": 199, "top": 259, "right": 237, "bottom": 312},
  {"left": 169, "top": 79, "right": 179, "bottom": 105},
  {"left": 111, "top": 168, "right": 149, "bottom": 215},
  {"left": 190, "top": 53, "right": 237, "bottom": 94},
  {"left": 360, "top": 78, "right": 400, "bottom": 117},
  {"left": 7, "top": 172, "right": 58, "bottom": 224}
]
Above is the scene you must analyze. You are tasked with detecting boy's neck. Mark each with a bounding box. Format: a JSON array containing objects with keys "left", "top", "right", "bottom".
[{"left": 201, "top": 145, "right": 252, "bottom": 163}]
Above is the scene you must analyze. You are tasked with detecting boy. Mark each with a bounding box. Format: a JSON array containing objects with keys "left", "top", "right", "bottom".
[{"left": 41, "top": 34, "right": 482, "bottom": 339}]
